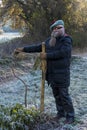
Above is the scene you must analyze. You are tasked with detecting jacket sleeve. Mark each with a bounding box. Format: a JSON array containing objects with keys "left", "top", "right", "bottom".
[
  {"left": 23, "top": 43, "right": 42, "bottom": 53},
  {"left": 46, "top": 36, "right": 72, "bottom": 60}
]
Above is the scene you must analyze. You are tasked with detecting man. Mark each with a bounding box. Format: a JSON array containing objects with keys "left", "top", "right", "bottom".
[{"left": 14, "top": 20, "right": 75, "bottom": 123}]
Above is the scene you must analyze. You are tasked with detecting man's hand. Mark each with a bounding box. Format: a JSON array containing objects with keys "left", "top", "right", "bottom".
[
  {"left": 14, "top": 48, "right": 24, "bottom": 55},
  {"left": 51, "top": 31, "right": 59, "bottom": 38},
  {"left": 40, "top": 52, "right": 47, "bottom": 59}
]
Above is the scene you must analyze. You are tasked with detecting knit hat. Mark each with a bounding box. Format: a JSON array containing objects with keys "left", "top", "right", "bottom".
[{"left": 50, "top": 20, "right": 64, "bottom": 31}]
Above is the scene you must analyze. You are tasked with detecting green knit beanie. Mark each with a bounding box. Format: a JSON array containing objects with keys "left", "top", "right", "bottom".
[{"left": 50, "top": 20, "right": 64, "bottom": 31}]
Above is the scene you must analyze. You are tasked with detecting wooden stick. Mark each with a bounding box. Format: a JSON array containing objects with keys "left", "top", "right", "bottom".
[{"left": 40, "top": 42, "right": 46, "bottom": 112}]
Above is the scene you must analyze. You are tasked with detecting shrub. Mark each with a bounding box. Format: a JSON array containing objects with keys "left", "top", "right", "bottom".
[
  {"left": 0, "top": 104, "right": 41, "bottom": 130},
  {"left": 72, "top": 31, "right": 87, "bottom": 48}
]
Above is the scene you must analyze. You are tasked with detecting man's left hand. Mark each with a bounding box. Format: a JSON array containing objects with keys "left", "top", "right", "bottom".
[{"left": 40, "top": 52, "right": 47, "bottom": 59}]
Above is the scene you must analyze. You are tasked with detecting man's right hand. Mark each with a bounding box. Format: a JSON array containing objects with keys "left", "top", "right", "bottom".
[{"left": 14, "top": 47, "right": 24, "bottom": 55}]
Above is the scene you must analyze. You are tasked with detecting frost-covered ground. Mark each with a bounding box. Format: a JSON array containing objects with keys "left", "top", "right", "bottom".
[
  {"left": 0, "top": 56, "right": 87, "bottom": 129},
  {"left": 0, "top": 32, "right": 22, "bottom": 43}
]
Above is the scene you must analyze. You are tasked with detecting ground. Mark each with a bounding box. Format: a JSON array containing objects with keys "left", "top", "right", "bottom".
[{"left": 0, "top": 52, "right": 87, "bottom": 130}]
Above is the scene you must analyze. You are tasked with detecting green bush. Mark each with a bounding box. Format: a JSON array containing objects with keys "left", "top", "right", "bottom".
[
  {"left": 0, "top": 104, "right": 42, "bottom": 130},
  {"left": 72, "top": 31, "right": 87, "bottom": 48}
]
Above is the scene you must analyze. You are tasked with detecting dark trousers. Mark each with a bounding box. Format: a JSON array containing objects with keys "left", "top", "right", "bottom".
[{"left": 51, "top": 85, "right": 75, "bottom": 118}]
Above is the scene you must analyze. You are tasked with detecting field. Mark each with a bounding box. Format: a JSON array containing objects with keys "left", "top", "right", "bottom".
[{"left": 0, "top": 55, "right": 87, "bottom": 129}]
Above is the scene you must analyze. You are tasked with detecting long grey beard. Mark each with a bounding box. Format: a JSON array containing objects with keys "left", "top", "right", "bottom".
[
  {"left": 49, "top": 31, "right": 59, "bottom": 47},
  {"left": 49, "top": 37, "right": 56, "bottom": 47}
]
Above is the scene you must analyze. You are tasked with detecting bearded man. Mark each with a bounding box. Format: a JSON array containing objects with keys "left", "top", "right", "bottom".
[{"left": 14, "top": 20, "right": 75, "bottom": 123}]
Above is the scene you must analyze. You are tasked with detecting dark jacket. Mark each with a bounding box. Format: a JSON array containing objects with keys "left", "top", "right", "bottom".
[{"left": 23, "top": 35, "right": 72, "bottom": 87}]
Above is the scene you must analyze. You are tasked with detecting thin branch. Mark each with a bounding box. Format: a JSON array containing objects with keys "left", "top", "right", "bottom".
[
  {"left": 11, "top": 66, "right": 29, "bottom": 107},
  {"left": 11, "top": 67, "right": 27, "bottom": 86}
]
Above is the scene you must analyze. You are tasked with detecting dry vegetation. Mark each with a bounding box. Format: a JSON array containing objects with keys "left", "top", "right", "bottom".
[{"left": 0, "top": 54, "right": 87, "bottom": 130}]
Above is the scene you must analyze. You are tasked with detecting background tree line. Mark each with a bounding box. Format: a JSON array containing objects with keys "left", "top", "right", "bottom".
[{"left": 0, "top": 0, "right": 87, "bottom": 48}]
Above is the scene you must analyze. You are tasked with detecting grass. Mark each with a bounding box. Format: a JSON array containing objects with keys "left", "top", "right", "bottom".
[{"left": 0, "top": 56, "right": 87, "bottom": 129}]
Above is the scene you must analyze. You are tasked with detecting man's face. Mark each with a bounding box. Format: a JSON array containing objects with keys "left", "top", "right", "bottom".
[{"left": 52, "top": 25, "right": 65, "bottom": 37}]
